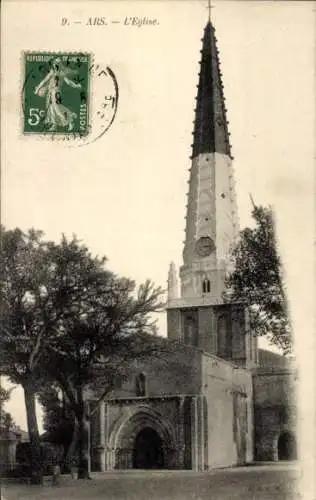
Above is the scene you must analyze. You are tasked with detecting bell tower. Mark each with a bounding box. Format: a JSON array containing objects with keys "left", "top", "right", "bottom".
[
  {"left": 166, "top": 19, "right": 258, "bottom": 367},
  {"left": 180, "top": 20, "right": 239, "bottom": 304},
  {"left": 168, "top": 20, "right": 238, "bottom": 308}
]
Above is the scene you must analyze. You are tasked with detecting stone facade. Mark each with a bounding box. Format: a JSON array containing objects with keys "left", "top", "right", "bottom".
[
  {"left": 167, "top": 303, "right": 258, "bottom": 370},
  {"left": 253, "top": 351, "right": 297, "bottom": 461},
  {"left": 89, "top": 19, "right": 297, "bottom": 472},
  {"left": 89, "top": 340, "right": 257, "bottom": 472},
  {"left": 0, "top": 426, "right": 23, "bottom": 472},
  {"left": 91, "top": 396, "right": 188, "bottom": 471},
  {"left": 201, "top": 353, "right": 253, "bottom": 468},
  {"left": 89, "top": 346, "right": 297, "bottom": 472}
]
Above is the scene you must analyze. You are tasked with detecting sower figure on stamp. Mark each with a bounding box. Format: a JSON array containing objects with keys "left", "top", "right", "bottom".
[{"left": 34, "top": 58, "right": 81, "bottom": 132}]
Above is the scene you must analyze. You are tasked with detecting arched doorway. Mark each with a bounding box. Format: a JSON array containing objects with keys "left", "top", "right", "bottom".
[
  {"left": 278, "top": 431, "right": 297, "bottom": 460},
  {"left": 108, "top": 406, "right": 177, "bottom": 470},
  {"left": 133, "top": 427, "right": 164, "bottom": 469}
]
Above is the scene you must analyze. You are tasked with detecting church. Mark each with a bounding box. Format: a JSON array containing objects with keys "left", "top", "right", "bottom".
[{"left": 89, "top": 19, "right": 297, "bottom": 472}]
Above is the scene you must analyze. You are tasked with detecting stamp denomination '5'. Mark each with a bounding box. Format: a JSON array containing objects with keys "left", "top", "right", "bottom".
[{"left": 23, "top": 52, "right": 91, "bottom": 136}]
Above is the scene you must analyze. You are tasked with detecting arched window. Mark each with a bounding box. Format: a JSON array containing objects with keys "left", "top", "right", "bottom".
[
  {"left": 202, "top": 279, "right": 211, "bottom": 294},
  {"left": 182, "top": 310, "right": 199, "bottom": 346},
  {"left": 135, "top": 373, "right": 147, "bottom": 397}
]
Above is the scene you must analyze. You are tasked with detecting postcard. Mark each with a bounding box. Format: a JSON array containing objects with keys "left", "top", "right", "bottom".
[{"left": 1, "top": 1, "right": 314, "bottom": 499}]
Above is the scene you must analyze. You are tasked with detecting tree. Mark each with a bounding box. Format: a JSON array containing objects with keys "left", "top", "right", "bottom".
[
  {"left": 1, "top": 227, "right": 168, "bottom": 481},
  {"left": 0, "top": 228, "right": 54, "bottom": 484},
  {"left": 225, "top": 202, "right": 292, "bottom": 354},
  {"left": 40, "top": 236, "right": 167, "bottom": 479},
  {"left": 37, "top": 384, "right": 75, "bottom": 467}
]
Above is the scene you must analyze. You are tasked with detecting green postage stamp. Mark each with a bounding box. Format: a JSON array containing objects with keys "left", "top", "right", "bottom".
[{"left": 23, "top": 52, "right": 91, "bottom": 136}]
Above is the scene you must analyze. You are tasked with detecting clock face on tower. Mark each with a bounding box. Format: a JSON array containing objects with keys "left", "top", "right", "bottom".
[{"left": 195, "top": 236, "right": 215, "bottom": 257}]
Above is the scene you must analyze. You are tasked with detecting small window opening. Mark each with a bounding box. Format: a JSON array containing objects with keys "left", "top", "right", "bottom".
[
  {"left": 135, "top": 373, "right": 146, "bottom": 397},
  {"left": 202, "top": 279, "right": 211, "bottom": 294}
]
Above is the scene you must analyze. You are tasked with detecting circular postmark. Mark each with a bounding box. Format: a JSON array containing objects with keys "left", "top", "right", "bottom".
[{"left": 21, "top": 52, "right": 119, "bottom": 147}]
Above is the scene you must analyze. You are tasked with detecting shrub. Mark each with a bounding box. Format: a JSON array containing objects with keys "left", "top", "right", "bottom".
[{"left": 15, "top": 441, "right": 64, "bottom": 476}]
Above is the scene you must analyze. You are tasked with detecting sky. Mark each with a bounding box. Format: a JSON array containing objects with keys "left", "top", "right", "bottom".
[{"left": 1, "top": 0, "right": 315, "bottom": 439}]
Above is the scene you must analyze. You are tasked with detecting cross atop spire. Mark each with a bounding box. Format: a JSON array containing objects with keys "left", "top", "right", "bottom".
[{"left": 207, "top": 0, "right": 213, "bottom": 23}]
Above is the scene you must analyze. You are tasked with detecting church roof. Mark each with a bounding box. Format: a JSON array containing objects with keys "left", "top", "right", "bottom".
[
  {"left": 192, "top": 21, "right": 232, "bottom": 158},
  {"left": 257, "top": 348, "right": 295, "bottom": 371}
]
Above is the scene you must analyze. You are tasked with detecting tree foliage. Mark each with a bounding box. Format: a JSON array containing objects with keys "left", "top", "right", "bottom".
[
  {"left": 0, "top": 228, "right": 52, "bottom": 386},
  {"left": 0, "top": 227, "right": 54, "bottom": 483},
  {"left": 225, "top": 203, "right": 292, "bottom": 354},
  {"left": 0, "top": 385, "right": 16, "bottom": 430},
  {"left": 37, "top": 384, "right": 74, "bottom": 455},
  {"left": 0, "top": 226, "right": 168, "bottom": 480},
  {"left": 39, "top": 236, "right": 167, "bottom": 478}
]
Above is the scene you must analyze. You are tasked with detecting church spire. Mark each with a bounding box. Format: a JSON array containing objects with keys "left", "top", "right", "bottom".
[
  {"left": 166, "top": 13, "right": 255, "bottom": 369},
  {"left": 177, "top": 18, "right": 238, "bottom": 303},
  {"left": 192, "top": 21, "right": 231, "bottom": 158}
]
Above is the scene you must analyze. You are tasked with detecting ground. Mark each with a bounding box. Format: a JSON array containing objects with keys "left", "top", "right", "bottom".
[{"left": 1, "top": 463, "right": 299, "bottom": 500}]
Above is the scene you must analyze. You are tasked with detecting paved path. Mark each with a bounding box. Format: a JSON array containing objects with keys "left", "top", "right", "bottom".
[
  {"left": 89, "top": 461, "right": 300, "bottom": 475},
  {"left": 2, "top": 462, "right": 300, "bottom": 500}
]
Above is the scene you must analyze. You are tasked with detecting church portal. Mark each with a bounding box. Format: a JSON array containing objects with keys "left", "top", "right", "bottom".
[{"left": 132, "top": 427, "right": 164, "bottom": 469}]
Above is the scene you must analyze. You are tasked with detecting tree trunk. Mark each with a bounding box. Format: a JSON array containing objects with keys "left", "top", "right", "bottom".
[
  {"left": 65, "top": 418, "right": 79, "bottom": 469},
  {"left": 23, "top": 383, "right": 43, "bottom": 485},
  {"left": 77, "top": 407, "right": 91, "bottom": 479}
]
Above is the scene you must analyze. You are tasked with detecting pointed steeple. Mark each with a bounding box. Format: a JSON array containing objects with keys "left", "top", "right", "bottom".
[
  {"left": 167, "top": 17, "right": 238, "bottom": 307},
  {"left": 192, "top": 21, "right": 231, "bottom": 158},
  {"left": 166, "top": 16, "right": 255, "bottom": 368}
]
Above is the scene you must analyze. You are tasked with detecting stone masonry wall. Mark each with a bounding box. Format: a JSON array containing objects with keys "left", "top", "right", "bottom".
[
  {"left": 201, "top": 353, "right": 254, "bottom": 468},
  {"left": 253, "top": 369, "right": 297, "bottom": 461}
]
